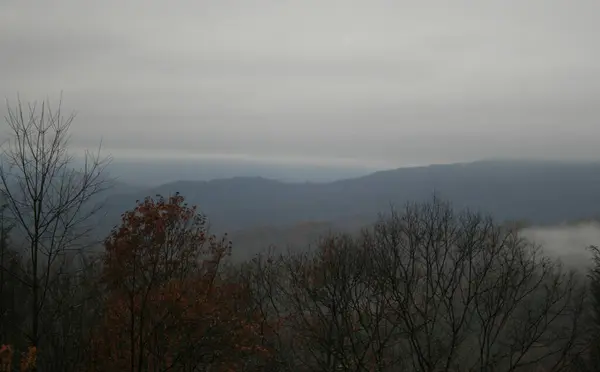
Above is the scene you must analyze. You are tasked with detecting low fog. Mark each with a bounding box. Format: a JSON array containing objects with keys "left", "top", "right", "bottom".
[{"left": 521, "top": 222, "right": 600, "bottom": 268}]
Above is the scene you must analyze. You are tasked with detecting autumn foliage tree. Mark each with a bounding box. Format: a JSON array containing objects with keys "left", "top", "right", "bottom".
[{"left": 88, "top": 194, "right": 270, "bottom": 372}]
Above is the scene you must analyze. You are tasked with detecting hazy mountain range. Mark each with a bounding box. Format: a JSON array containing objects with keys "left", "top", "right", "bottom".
[
  {"left": 4, "top": 158, "right": 600, "bottom": 260},
  {"left": 105, "top": 157, "right": 380, "bottom": 185},
  {"left": 96, "top": 160, "right": 600, "bottom": 238}
]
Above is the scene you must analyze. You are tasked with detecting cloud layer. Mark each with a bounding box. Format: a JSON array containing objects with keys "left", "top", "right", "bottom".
[{"left": 1, "top": 1, "right": 599, "bottom": 166}]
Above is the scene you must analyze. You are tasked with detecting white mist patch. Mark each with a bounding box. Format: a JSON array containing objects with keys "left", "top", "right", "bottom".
[{"left": 521, "top": 223, "right": 600, "bottom": 269}]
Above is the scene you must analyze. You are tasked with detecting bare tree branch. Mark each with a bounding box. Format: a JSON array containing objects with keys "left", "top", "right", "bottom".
[{"left": 0, "top": 95, "right": 112, "bottom": 353}]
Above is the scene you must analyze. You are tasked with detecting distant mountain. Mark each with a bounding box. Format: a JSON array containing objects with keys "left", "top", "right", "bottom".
[
  {"left": 94, "top": 160, "right": 600, "bottom": 238},
  {"left": 105, "top": 158, "right": 378, "bottom": 186}
]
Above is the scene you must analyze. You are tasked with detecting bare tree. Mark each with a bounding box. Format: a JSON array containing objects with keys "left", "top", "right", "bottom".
[
  {"left": 247, "top": 198, "right": 588, "bottom": 372},
  {"left": 245, "top": 235, "right": 401, "bottom": 372},
  {"left": 0, "top": 96, "right": 111, "bottom": 352},
  {"left": 570, "top": 245, "right": 600, "bottom": 371},
  {"left": 0, "top": 203, "right": 11, "bottom": 331},
  {"left": 39, "top": 253, "right": 105, "bottom": 372},
  {"left": 365, "top": 199, "right": 587, "bottom": 371},
  {"left": 240, "top": 246, "right": 296, "bottom": 371}
]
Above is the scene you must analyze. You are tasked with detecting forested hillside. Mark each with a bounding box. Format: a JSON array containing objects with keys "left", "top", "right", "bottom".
[{"left": 95, "top": 160, "right": 600, "bottom": 235}]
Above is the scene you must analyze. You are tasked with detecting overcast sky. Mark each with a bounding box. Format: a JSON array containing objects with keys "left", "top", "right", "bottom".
[{"left": 1, "top": 0, "right": 599, "bottom": 169}]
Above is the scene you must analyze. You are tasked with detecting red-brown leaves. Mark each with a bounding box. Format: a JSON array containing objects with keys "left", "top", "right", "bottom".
[
  {"left": 0, "top": 344, "right": 13, "bottom": 371},
  {"left": 88, "top": 194, "right": 269, "bottom": 371}
]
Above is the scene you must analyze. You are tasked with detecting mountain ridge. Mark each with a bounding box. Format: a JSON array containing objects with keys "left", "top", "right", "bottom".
[{"left": 93, "top": 159, "right": 600, "bottom": 236}]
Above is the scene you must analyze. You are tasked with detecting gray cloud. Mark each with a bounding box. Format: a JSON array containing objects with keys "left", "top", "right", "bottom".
[{"left": 1, "top": 0, "right": 599, "bottom": 167}]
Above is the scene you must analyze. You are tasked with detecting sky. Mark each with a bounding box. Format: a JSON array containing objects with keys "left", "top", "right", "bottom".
[{"left": 1, "top": 0, "right": 599, "bottom": 169}]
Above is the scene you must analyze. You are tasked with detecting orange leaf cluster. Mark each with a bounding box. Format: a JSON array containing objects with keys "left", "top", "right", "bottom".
[{"left": 19, "top": 347, "right": 36, "bottom": 372}]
